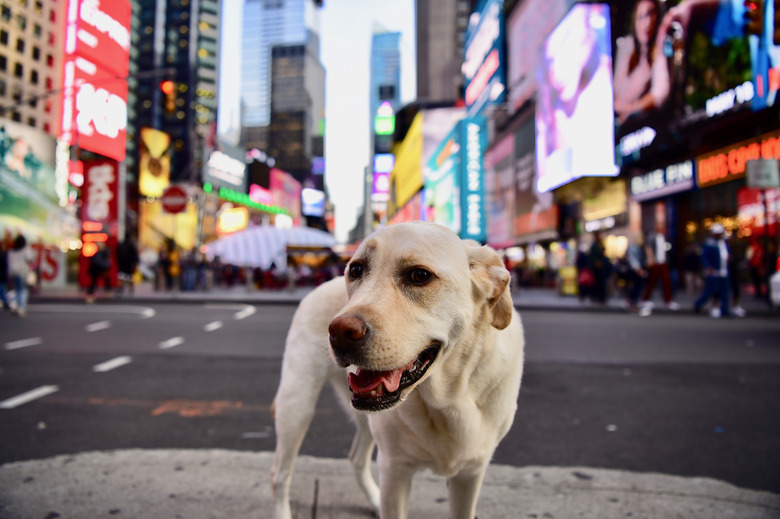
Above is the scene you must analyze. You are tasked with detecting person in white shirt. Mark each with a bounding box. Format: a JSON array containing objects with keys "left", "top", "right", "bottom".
[
  {"left": 639, "top": 223, "right": 680, "bottom": 315},
  {"left": 7, "top": 234, "right": 35, "bottom": 317}
]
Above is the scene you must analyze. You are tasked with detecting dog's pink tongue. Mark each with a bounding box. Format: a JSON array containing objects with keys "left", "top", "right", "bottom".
[{"left": 349, "top": 368, "right": 403, "bottom": 395}]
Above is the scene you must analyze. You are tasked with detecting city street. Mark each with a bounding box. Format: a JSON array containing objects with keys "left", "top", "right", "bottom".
[{"left": 1, "top": 300, "right": 779, "bottom": 499}]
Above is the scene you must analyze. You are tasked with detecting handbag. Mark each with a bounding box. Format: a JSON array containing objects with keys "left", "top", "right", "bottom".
[
  {"left": 26, "top": 270, "right": 37, "bottom": 286},
  {"left": 578, "top": 268, "right": 595, "bottom": 287}
]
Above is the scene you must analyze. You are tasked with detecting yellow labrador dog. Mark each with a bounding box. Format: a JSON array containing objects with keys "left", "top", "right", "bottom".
[{"left": 272, "top": 222, "right": 524, "bottom": 518}]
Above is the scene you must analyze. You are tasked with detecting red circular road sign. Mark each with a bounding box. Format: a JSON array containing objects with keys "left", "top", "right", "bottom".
[{"left": 161, "top": 185, "right": 188, "bottom": 214}]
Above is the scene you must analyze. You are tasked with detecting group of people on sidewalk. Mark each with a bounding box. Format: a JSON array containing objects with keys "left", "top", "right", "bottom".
[{"left": 618, "top": 223, "right": 750, "bottom": 318}]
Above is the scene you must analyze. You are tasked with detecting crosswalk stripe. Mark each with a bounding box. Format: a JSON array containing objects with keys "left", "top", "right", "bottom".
[
  {"left": 0, "top": 385, "right": 59, "bottom": 409},
  {"left": 159, "top": 336, "right": 185, "bottom": 350},
  {"left": 92, "top": 356, "right": 133, "bottom": 373},
  {"left": 4, "top": 337, "right": 43, "bottom": 350}
]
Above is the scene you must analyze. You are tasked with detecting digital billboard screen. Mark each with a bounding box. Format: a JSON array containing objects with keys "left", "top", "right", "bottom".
[
  {"left": 612, "top": 0, "right": 775, "bottom": 164},
  {"left": 535, "top": 3, "right": 618, "bottom": 193},
  {"left": 463, "top": 0, "right": 506, "bottom": 116},
  {"left": 59, "top": 0, "right": 131, "bottom": 161}
]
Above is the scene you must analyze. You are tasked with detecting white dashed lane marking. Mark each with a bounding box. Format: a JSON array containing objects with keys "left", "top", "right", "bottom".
[
  {"left": 0, "top": 385, "right": 59, "bottom": 409},
  {"left": 204, "top": 304, "right": 256, "bottom": 320},
  {"left": 92, "top": 356, "right": 133, "bottom": 373},
  {"left": 85, "top": 321, "right": 112, "bottom": 332},
  {"left": 4, "top": 337, "right": 43, "bottom": 350},
  {"left": 204, "top": 321, "right": 223, "bottom": 332},
  {"left": 159, "top": 336, "right": 185, "bottom": 350}
]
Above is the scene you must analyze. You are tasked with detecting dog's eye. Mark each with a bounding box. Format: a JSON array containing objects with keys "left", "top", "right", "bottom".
[
  {"left": 348, "top": 263, "right": 363, "bottom": 280},
  {"left": 409, "top": 268, "right": 432, "bottom": 285}
]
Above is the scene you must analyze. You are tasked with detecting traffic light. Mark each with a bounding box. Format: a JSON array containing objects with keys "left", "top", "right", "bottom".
[
  {"left": 745, "top": 0, "right": 765, "bottom": 36},
  {"left": 160, "top": 79, "right": 176, "bottom": 113}
]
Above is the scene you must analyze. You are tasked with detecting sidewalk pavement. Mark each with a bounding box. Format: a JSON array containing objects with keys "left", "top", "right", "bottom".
[
  {"left": 1, "top": 450, "right": 779, "bottom": 518},
  {"left": 6, "top": 282, "right": 778, "bottom": 518},
  {"left": 31, "top": 280, "right": 780, "bottom": 317}
]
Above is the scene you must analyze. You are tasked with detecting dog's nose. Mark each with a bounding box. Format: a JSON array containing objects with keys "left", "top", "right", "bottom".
[{"left": 329, "top": 314, "right": 368, "bottom": 346}]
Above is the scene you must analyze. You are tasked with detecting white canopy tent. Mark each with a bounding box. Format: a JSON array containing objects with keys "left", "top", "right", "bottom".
[{"left": 204, "top": 226, "right": 337, "bottom": 269}]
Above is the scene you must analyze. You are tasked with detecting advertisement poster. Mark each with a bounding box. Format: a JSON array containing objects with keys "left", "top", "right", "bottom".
[
  {"left": 0, "top": 124, "right": 78, "bottom": 246},
  {"left": 485, "top": 134, "right": 515, "bottom": 248},
  {"left": 59, "top": 0, "right": 131, "bottom": 161},
  {"left": 79, "top": 159, "right": 120, "bottom": 287},
  {"left": 611, "top": 0, "right": 774, "bottom": 164},
  {"left": 270, "top": 168, "right": 302, "bottom": 226},
  {"left": 535, "top": 3, "right": 618, "bottom": 193}
]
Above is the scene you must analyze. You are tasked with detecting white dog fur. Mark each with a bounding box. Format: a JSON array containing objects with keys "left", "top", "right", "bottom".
[{"left": 271, "top": 222, "right": 524, "bottom": 518}]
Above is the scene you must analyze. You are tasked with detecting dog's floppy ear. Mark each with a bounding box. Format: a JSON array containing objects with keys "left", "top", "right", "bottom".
[{"left": 465, "top": 241, "right": 514, "bottom": 330}]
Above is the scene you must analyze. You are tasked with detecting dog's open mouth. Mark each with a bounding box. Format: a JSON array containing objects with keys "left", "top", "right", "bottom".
[{"left": 348, "top": 345, "right": 440, "bottom": 411}]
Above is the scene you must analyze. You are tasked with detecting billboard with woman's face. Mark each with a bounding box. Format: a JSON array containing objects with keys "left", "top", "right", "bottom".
[
  {"left": 612, "top": 0, "right": 775, "bottom": 165},
  {"left": 535, "top": 3, "right": 619, "bottom": 193}
]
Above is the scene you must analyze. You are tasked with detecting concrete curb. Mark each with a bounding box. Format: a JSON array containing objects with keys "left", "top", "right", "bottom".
[{"left": 1, "top": 449, "right": 779, "bottom": 518}]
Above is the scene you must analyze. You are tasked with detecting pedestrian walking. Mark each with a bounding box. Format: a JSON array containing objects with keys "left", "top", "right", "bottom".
[
  {"left": 0, "top": 237, "right": 11, "bottom": 311},
  {"left": 116, "top": 236, "right": 139, "bottom": 295},
  {"left": 694, "top": 223, "right": 731, "bottom": 318},
  {"left": 7, "top": 233, "right": 35, "bottom": 316},
  {"left": 86, "top": 241, "right": 112, "bottom": 304},
  {"left": 623, "top": 231, "right": 649, "bottom": 314},
  {"left": 639, "top": 223, "right": 680, "bottom": 314},
  {"left": 589, "top": 231, "right": 609, "bottom": 304}
]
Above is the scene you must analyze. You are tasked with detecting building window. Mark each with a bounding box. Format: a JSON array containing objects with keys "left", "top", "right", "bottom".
[
  {"left": 49, "top": 9, "right": 55, "bottom": 22},
  {"left": 45, "top": 76, "right": 52, "bottom": 89},
  {"left": 13, "top": 62, "right": 22, "bottom": 78},
  {"left": 27, "top": 117, "right": 35, "bottom": 127},
  {"left": 0, "top": 55, "right": 6, "bottom": 71},
  {"left": 0, "top": 80, "right": 5, "bottom": 96},
  {"left": 33, "top": 23, "right": 41, "bottom": 38},
  {"left": 46, "top": 54, "right": 52, "bottom": 67},
  {"left": 32, "top": 46, "right": 39, "bottom": 60},
  {"left": 1, "top": 7, "right": 11, "bottom": 22},
  {"left": 11, "top": 111, "right": 20, "bottom": 122},
  {"left": 15, "top": 38, "right": 23, "bottom": 53},
  {"left": 48, "top": 32, "right": 54, "bottom": 45},
  {"left": 0, "top": 31, "right": 7, "bottom": 46},
  {"left": 30, "top": 69, "right": 37, "bottom": 83},
  {"left": 16, "top": 14, "right": 26, "bottom": 30}
]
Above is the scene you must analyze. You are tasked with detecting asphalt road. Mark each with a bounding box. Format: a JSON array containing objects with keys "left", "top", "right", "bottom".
[{"left": 1, "top": 303, "right": 779, "bottom": 494}]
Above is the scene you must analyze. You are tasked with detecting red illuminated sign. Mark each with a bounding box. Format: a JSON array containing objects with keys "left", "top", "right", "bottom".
[
  {"left": 79, "top": 159, "right": 119, "bottom": 287},
  {"left": 65, "top": 0, "right": 131, "bottom": 77},
  {"left": 59, "top": 0, "right": 131, "bottom": 161},
  {"left": 696, "top": 130, "right": 780, "bottom": 188}
]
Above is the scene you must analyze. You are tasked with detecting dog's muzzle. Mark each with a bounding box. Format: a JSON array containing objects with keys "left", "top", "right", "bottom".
[{"left": 328, "top": 313, "right": 369, "bottom": 368}]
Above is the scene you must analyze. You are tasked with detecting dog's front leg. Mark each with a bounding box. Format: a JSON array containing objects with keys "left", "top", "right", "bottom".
[
  {"left": 377, "top": 453, "right": 414, "bottom": 519},
  {"left": 447, "top": 462, "right": 488, "bottom": 519},
  {"left": 348, "top": 413, "right": 381, "bottom": 514}
]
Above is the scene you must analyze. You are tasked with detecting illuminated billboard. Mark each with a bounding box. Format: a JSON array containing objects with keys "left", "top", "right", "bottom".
[
  {"left": 424, "top": 116, "right": 488, "bottom": 242},
  {"left": 59, "top": 0, "right": 131, "bottom": 161},
  {"left": 302, "top": 187, "right": 326, "bottom": 217},
  {"left": 506, "top": 0, "right": 575, "bottom": 115},
  {"left": 535, "top": 3, "right": 618, "bottom": 193},
  {"left": 138, "top": 128, "right": 171, "bottom": 197},
  {"left": 612, "top": 0, "right": 778, "bottom": 164},
  {"left": 270, "top": 168, "right": 302, "bottom": 226},
  {"left": 463, "top": 0, "right": 506, "bottom": 116}
]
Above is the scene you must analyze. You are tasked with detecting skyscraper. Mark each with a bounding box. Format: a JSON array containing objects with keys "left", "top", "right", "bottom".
[
  {"left": 364, "top": 27, "right": 401, "bottom": 235},
  {"left": 241, "top": 0, "right": 322, "bottom": 131},
  {"left": 0, "top": 0, "right": 64, "bottom": 134},
  {"left": 128, "top": 0, "right": 219, "bottom": 186},
  {"left": 416, "top": 0, "right": 479, "bottom": 103},
  {"left": 241, "top": 0, "right": 325, "bottom": 192}
]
